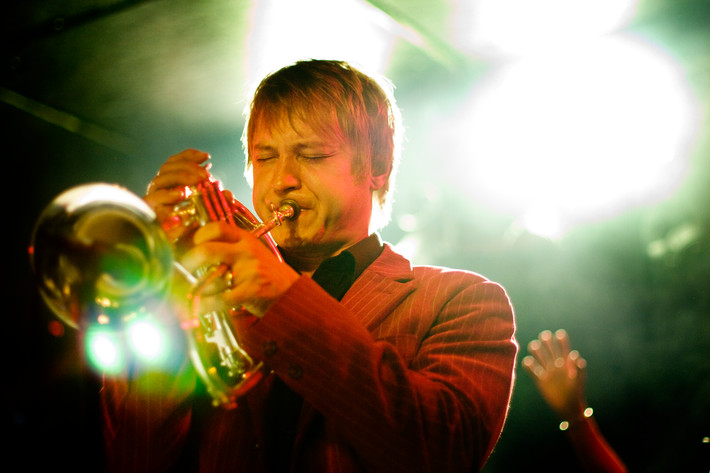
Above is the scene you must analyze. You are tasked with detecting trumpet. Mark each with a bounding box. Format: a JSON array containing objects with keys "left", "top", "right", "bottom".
[{"left": 29, "top": 178, "right": 299, "bottom": 408}]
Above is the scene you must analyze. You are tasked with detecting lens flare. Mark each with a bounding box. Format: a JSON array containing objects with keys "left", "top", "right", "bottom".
[
  {"left": 86, "top": 329, "right": 125, "bottom": 374},
  {"left": 127, "top": 319, "right": 168, "bottom": 362}
]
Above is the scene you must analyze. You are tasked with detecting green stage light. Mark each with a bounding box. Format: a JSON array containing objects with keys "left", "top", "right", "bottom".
[{"left": 86, "top": 328, "right": 125, "bottom": 375}]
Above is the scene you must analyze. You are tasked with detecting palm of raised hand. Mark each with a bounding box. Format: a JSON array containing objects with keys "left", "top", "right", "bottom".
[{"left": 522, "top": 329, "right": 587, "bottom": 420}]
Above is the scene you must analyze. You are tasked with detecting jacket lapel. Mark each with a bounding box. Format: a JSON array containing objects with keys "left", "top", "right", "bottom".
[
  {"left": 340, "top": 244, "right": 416, "bottom": 331},
  {"left": 246, "top": 244, "right": 417, "bottom": 458}
]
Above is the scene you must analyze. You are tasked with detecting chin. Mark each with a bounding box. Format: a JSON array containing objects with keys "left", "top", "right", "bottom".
[{"left": 271, "top": 225, "right": 307, "bottom": 249}]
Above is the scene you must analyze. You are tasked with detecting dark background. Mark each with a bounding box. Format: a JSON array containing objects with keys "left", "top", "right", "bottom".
[{"left": 3, "top": 1, "right": 709, "bottom": 471}]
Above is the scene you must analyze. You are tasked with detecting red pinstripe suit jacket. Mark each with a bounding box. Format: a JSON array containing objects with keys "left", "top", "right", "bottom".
[{"left": 102, "top": 243, "right": 517, "bottom": 473}]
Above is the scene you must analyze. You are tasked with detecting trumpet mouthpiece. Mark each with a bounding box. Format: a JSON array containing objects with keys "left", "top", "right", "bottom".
[{"left": 279, "top": 199, "right": 300, "bottom": 220}]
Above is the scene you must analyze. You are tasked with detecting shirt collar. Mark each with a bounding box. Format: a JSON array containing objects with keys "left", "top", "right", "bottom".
[
  {"left": 308, "top": 233, "right": 384, "bottom": 300},
  {"left": 344, "top": 233, "right": 384, "bottom": 281}
]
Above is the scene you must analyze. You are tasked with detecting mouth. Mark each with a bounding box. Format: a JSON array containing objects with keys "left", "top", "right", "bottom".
[{"left": 269, "top": 200, "right": 308, "bottom": 216}]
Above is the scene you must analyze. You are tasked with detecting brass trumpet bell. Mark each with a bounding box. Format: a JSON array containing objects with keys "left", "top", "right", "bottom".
[
  {"left": 29, "top": 180, "right": 298, "bottom": 408},
  {"left": 29, "top": 183, "right": 174, "bottom": 330}
]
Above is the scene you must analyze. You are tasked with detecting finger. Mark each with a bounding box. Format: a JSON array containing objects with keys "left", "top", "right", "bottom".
[
  {"left": 187, "top": 264, "right": 231, "bottom": 299},
  {"left": 569, "top": 350, "right": 588, "bottom": 392},
  {"left": 527, "top": 338, "right": 550, "bottom": 369},
  {"left": 156, "top": 158, "right": 211, "bottom": 178},
  {"left": 165, "top": 149, "right": 211, "bottom": 166},
  {"left": 201, "top": 265, "right": 271, "bottom": 317},
  {"left": 191, "top": 291, "right": 230, "bottom": 315},
  {"left": 144, "top": 187, "right": 187, "bottom": 210},
  {"left": 537, "top": 330, "right": 558, "bottom": 367},
  {"left": 566, "top": 350, "right": 587, "bottom": 379},
  {"left": 149, "top": 166, "right": 210, "bottom": 193},
  {"left": 543, "top": 330, "right": 567, "bottom": 368},
  {"left": 542, "top": 329, "right": 565, "bottom": 362},
  {"left": 145, "top": 149, "right": 211, "bottom": 195},
  {"left": 526, "top": 338, "right": 541, "bottom": 358},
  {"left": 569, "top": 350, "right": 587, "bottom": 370},
  {"left": 222, "top": 190, "right": 234, "bottom": 202},
  {"left": 192, "top": 221, "right": 250, "bottom": 246},
  {"left": 180, "top": 241, "right": 238, "bottom": 274},
  {"left": 554, "top": 328, "right": 572, "bottom": 358},
  {"left": 522, "top": 355, "right": 545, "bottom": 379}
]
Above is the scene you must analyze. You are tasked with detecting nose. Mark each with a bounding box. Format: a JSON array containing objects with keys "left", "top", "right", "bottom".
[{"left": 272, "top": 156, "right": 300, "bottom": 194}]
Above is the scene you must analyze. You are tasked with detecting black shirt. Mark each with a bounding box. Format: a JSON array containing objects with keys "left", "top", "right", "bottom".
[{"left": 309, "top": 233, "right": 384, "bottom": 301}]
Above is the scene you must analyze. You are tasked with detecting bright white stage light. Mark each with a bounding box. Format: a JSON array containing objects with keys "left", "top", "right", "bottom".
[
  {"left": 448, "top": 34, "right": 699, "bottom": 238},
  {"left": 245, "top": 0, "right": 401, "bottom": 86},
  {"left": 458, "top": 0, "right": 640, "bottom": 57}
]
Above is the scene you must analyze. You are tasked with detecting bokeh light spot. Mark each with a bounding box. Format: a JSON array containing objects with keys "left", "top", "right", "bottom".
[{"left": 47, "top": 320, "right": 65, "bottom": 338}]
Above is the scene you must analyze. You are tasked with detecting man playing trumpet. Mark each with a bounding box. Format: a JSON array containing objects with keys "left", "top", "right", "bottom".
[{"left": 102, "top": 59, "right": 517, "bottom": 473}]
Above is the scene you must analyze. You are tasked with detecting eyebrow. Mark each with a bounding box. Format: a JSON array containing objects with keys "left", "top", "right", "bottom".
[{"left": 253, "top": 140, "right": 335, "bottom": 153}]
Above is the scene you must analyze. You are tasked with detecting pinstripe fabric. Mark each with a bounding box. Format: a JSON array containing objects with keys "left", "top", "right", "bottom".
[{"left": 102, "top": 243, "right": 517, "bottom": 473}]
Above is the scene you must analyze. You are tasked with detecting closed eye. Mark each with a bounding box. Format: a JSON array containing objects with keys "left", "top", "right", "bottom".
[
  {"left": 254, "top": 155, "right": 277, "bottom": 163},
  {"left": 299, "top": 153, "right": 334, "bottom": 160}
]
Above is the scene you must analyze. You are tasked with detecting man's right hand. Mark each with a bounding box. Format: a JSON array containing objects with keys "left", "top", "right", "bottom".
[{"left": 144, "top": 149, "right": 212, "bottom": 241}]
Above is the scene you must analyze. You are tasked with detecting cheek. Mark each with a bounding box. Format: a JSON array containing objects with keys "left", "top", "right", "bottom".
[
  {"left": 251, "top": 184, "right": 269, "bottom": 221},
  {"left": 321, "top": 185, "right": 364, "bottom": 223},
  {"left": 251, "top": 168, "right": 264, "bottom": 191}
]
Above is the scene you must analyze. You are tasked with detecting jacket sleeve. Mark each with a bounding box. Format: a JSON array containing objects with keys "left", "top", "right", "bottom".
[
  {"left": 238, "top": 268, "right": 518, "bottom": 473},
  {"left": 100, "top": 327, "right": 198, "bottom": 473}
]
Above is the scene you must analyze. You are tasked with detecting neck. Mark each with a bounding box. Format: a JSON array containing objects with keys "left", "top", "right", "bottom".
[
  {"left": 280, "top": 239, "right": 363, "bottom": 276},
  {"left": 280, "top": 250, "right": 333, "bottom": 276}
]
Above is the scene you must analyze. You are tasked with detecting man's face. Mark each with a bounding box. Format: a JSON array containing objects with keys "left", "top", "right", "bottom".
[{"left": 250, "top": 116, "right": 376, "bottom": 258}]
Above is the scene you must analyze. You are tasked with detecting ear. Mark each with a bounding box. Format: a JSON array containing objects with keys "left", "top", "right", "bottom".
[{"left": 369, "top": 162, "right": 391, "bottom": 191}]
